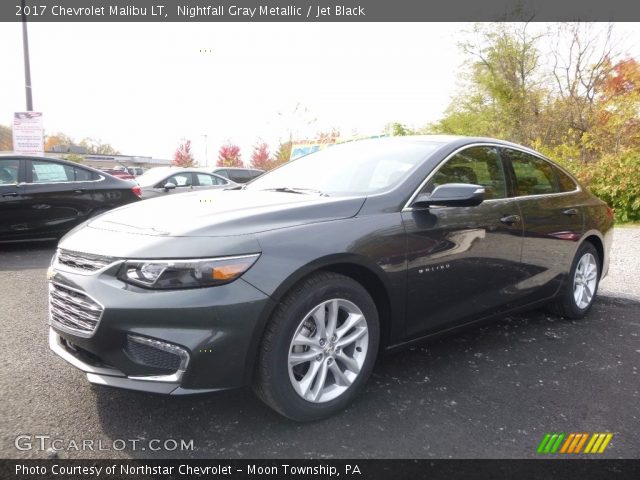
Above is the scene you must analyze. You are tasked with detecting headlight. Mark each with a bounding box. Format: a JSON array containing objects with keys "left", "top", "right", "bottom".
[{"left": 118, "top": 254, "right": 260, "bottom": 289}]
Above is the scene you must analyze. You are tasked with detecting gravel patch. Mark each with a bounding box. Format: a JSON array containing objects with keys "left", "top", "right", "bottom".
[{"left": 598, "top": 226, "right": 640, "bottom": 301}]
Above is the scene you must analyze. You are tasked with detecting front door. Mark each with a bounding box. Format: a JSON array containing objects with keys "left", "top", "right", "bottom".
[{"left": 402, "top": 145, "right": 524, "bottom": 338}]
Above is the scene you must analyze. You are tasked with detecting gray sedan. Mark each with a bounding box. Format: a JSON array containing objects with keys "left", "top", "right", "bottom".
[{"left": 136, "top": 167, "right": 236, "bottom": 199}]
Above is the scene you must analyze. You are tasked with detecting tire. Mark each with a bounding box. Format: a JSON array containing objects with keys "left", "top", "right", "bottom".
[
  {"left": 253, "top": 271, "right": 380, "bottom": 421},
  {"left": 550, "top": 242, "right": 600, "bottom": 319}
]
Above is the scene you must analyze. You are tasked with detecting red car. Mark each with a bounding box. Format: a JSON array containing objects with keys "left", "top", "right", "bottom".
[{"left": 100, "top": 168, "right": 135, "bottom": 180}]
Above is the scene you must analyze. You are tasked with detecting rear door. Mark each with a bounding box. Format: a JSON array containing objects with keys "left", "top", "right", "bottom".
[
  {"left": 500, "top": 148, "right": 584, "bottom": 301},
  {"left": 21, "top": 159, "right": 97, "bottom": 236},
  {"left": 402, "top": 145, "right": 525, "bottom": 337}
]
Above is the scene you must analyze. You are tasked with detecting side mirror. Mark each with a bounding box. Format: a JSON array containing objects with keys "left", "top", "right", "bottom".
[
  {"left": 163, "top": 182, "right": 177, "bottom": 191},
  {"left": 412, "top": 183, "right": 485, "bottom": 208}
]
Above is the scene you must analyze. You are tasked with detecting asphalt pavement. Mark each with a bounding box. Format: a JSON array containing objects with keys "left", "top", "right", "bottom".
[{"left": 1, "top": 230, "right": 639, "bottom": 459}]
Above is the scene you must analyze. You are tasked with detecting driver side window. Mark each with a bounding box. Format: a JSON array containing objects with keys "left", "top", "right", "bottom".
[
  {"left": 423, "top": 146, "right": 507, "bottom": 200},
  {"left": 166, "top": 173, "right": 193, "bottom": 187}
]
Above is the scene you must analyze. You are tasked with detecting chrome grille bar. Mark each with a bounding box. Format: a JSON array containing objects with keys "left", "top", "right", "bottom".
[
  {"left": 48, "top": 283, "right": 104, "bottom": 337},
  {"left": 56, "top": 249, "right": 116, "bottom": 273}
]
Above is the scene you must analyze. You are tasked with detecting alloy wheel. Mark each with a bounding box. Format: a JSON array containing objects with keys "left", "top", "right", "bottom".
[
  {"left": 288, "top": 299, "right": 369, "bottom": 403},
  {"left": 573, "top": 252, "right": 598, "bottom": 309}
]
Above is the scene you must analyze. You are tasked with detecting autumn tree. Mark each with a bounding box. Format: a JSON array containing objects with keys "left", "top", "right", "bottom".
[
  {"left": 590, "top": 58, "right": 640, "bottom": 155},
  {"left": 0, "top": 125, "right": 12, "bottom": 151},
  {"left": 217, "top": 142, "right": 243, "bottom": 167},
  {"left": 44, "top": 132, "right": 73, "bottom": 151},
  {"left": 79, "top": 138, "right": 120, "bottom": 155},
  {"left": 250, "top": 141, "right": 274, "bottom": 170},
  {"left": 172, "top": 139, "right": 197, "bottom": 167},
  {"left": 273, "top": 140, "right": 293, "bottom": 164}
]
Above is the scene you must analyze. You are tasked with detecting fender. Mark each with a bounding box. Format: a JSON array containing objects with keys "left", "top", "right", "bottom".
[{"left": 240, "top": 253, "right": 399, "bottom": 385}]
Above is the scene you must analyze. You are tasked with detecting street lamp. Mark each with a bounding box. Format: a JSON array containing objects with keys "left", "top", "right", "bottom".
[
  {"left": 201, "top": 134, "right": 209, "bottom": 168},
  {"left": 21, "top": 0, "right": 34, "bottom": 111}
]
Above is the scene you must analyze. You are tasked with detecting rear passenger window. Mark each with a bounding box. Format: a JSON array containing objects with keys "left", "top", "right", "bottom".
[
  {"left": 29, "top": 161, "right": 74, "bottom": 183},
  {"left": 555, "top": 166, "right": 578, "bottom": 192},
  {"left": 503, "top": 149, "right": 558, "bottom": 196},
  {"left": 424, "top": 146, "right": 507, "bottom": 199},
  {"left": 196, "top": 173, "right": 214, "bottom": 186}
]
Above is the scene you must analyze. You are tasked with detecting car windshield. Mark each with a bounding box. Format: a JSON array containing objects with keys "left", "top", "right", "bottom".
[{"left": 245, "top": 139, "right": 442, "bottom": 196}]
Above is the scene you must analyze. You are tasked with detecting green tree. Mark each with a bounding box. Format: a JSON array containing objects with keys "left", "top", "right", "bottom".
[{"left": 429, "top": 23, "right": 547, "bottom": 144}]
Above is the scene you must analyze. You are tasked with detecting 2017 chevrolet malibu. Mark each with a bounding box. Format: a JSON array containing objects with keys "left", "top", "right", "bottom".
[{"left": 48, "top": 136, "right": 613, "bottom": 420}]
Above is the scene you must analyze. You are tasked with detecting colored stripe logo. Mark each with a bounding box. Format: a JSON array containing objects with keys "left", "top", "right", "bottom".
[{"left": 537, "top": 433, "right": 613, "bottom": 454}]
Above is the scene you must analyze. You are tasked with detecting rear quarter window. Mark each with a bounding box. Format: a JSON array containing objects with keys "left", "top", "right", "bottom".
[{"left": 555, "top": 166, "right": 579, "bottom": 192}]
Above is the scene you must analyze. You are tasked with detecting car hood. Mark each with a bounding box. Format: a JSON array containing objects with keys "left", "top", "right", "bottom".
[{"left": 86, "top": 190, "right": 366, "bottom": 237}]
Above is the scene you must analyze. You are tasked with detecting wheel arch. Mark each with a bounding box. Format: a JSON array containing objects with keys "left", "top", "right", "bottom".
[
  {"left": 579, "top": 230, "right": 605, "bottom": 278},
  {"left": 242, "top": 254, "right": 396, "bottom": 385}
]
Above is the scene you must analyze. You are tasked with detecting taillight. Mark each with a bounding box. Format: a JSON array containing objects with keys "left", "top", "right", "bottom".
[
  {"left": 132, "top": 185, "right": 142, "bottom": 198},
  {"left": 606, "top": 206, "right": 614, "bottom": 220}
]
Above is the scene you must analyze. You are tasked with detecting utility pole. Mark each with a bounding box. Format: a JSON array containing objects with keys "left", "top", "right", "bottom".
[
  {"left": 202, "top": 134, "right": 209, "bottom": 168},
  {"left": 21, "top": 0, "right": 34, "bottom": 111}
]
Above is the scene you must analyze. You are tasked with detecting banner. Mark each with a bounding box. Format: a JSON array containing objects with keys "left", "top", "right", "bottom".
[{"left": 12, "top": 112, "right": 44, "bottom": 155}]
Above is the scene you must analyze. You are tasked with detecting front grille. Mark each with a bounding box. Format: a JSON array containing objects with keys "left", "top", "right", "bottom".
[
  {"left": 49, "top": 283, "right": 104, "bottom": 336},
  {"left": 125, "top": 336, "right": 183, "bottom": 371},
  {"left": 57, "top": 249, "right": 116, "bottom": 273}
]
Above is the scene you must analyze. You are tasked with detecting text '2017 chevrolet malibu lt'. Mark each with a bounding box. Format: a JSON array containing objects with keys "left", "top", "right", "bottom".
[{"left": 48, "top": 136, "right": 613, "bottom": 420}]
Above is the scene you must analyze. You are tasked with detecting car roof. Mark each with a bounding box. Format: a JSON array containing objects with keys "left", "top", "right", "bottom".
[
  {"left": 211, "top": 167, "right": 264, "bottom": 172},
  {"left": 0, "top": 154, "right": 124, "bottom": 176}
]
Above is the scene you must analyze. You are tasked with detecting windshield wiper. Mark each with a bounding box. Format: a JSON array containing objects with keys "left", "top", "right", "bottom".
[{"left": 261, "top": 187, "right": 329, "bottom": 197}]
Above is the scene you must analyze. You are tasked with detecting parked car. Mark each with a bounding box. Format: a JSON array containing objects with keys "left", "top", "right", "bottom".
[
  {"left": 125, "top": 166, "right": 145, "bottom": 177},
  {"left": 210, "top": 167, "right": 264, "bottom": 183},
  {"left": 135, "top": 167, "right": 235, "bottom": 199},
  {"left": 48, "top": 136, "right": 613, "bottom": 420},
  {"left": 100, "top": 168, "right": 135, "bottom": 180},
  {"left": 0, "top": 155, "right": 141, "bottom": 242}
]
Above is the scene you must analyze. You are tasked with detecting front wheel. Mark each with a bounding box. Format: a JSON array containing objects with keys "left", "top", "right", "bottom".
[
  {"left": 551, "top": 242, "right": 600, "bottom": 319},
  {"left": 253, "top": 272, "right": 379, "bottom": 421}
]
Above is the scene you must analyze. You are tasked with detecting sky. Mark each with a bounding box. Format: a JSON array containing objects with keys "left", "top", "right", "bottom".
[{"left": 1, "top": 22, "right": 639, "bottom": 166}]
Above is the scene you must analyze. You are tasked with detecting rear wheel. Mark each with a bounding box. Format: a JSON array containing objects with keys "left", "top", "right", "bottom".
[
  {"left": 254, "top": 272, "right": 379, "bottom": 421},
  {"left": 551, "top": 242, "right": 600, "bottom": 319}
]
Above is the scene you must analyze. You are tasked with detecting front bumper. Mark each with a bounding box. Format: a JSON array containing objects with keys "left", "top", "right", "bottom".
[
  {"left": 48, "top": 260, "right": 274, "bottom": 393},
  {"left": 49, "top": 328, "right": 200, "bottom": 394}
]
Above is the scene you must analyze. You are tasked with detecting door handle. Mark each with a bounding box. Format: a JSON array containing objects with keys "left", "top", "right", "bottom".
[
  {"left": 2, "top": 192, "right": 18, "bottom": 197},
  {"left": 500, "top": 214, "right": 521, "bottom": 225},
  {"left": 563, "top": 208, "right": 578, "bottom": 216},
  {"left": 73, "top": 189, "right": 85, "bottom": 194}
]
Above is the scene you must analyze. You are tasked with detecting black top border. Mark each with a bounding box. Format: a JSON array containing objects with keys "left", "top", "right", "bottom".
[{"left": 2, "top": 0, "right": 640, "bottom": 22}]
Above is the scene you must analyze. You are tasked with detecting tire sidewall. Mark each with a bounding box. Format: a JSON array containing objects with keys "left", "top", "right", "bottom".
[
  {"left": 565, "top": 243, "right": 600, "bottom": 317},
  {"left": 267, "top": 276, "right": 379, "bottom": 420}
]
